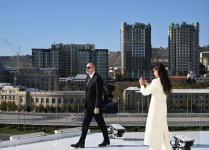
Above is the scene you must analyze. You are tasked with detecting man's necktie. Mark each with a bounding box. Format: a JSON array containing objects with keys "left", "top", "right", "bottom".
[{"left": 86, "top": 76, "right": 91, "bottom": 86}]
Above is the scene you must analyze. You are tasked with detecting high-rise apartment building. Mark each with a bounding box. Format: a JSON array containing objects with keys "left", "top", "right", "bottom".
[
  {"left": 32, "top": 44, "right": 108, "bottom": 82},
  {"left": 78, "top": 49, "right": 92, "bottom": 74},
  {"left": 120, "top": 22, "right": 152, "bottom": 79},
  {"left": 51, "top": 43, "right": 95, "bottom": 77},
  {"left": 77, "top": 49, "right": 108, "bottom": 83},
  {"left": 32, "top": 49, "right": 59, "bottom": 68},
  {"left": 95, "top": 49, "right": 108, "bottom": 83},
  {"left": 168, "top": 22, "right": 199, "bottom": 75},
  {"left": 15, "top": 68, "right": 59, "bottom": 91}
]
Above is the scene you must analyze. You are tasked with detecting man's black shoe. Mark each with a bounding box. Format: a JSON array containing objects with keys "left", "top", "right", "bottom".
[
  {"left": 71, "top": 142, "right": 85, "bottom": 148},
  {"left": 98, "top": 140, "right": 110, "bottom": 147}
]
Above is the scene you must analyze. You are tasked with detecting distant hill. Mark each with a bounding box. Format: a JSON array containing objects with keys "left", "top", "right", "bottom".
[
  {"left": 108, "top": 48, "right": 169, "bottom": 68},
  {"left": 200, "top": 45, "right": 209, "bottom": 52},
  {"left": 152, "top": 47, "right": 168, "bottom": 59}
]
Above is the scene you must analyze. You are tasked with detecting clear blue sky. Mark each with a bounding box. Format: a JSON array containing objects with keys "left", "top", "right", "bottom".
[{"left": 0, "top": 0, "right": 208, "bottom": 56}]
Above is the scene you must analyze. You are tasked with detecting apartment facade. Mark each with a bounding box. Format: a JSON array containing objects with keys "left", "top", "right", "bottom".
[
  {"left": 32, "top": 44, "right": 108, "bottom": 83},
  {"left": 121, "top": 22, "right": 152, "bottom": 79},
  {"left": 51, "top": 43, "right": 95, "bottom": 77},
  {"left": 32, "top": 48, "right": 59, "bottom": 68},
  {"left": 65, "top": 48, "right": 109, "bottom": 82},
  {"left": 15, "top": 68, "right": 59, "bottom": 91},
  {"left": 95, "top": 49, "right": 109, "bottom": 83},
  {"left": 168, "top": 22, "right": 199, "bottom": 75}
]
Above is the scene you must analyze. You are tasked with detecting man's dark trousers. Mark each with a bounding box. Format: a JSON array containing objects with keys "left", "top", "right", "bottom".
[{"left": 79, "top": 109, "right": 109, "bottom": 143}]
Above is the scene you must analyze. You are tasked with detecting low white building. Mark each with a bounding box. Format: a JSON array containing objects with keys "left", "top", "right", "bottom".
[
  {"left": 123, "top": 87, "right": 209, "bottom": 113},
  {"left": 0, "top": 85, "right": 28, "bottom": 108},
  {"left": 0, "top": 85, "right": 85, "bottom": 112}
]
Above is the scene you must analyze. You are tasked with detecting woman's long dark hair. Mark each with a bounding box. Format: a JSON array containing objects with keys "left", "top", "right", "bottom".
[{"left": 154, "top": 63, "right": 172, "bottom": 95}]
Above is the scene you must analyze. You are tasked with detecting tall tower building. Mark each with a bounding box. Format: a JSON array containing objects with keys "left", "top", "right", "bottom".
[
  {"left": 120, "top": 22, "right": 151, "bottom": 79},
  {"left": 168, "top": 22, "right": 199, "bottom": 75}
]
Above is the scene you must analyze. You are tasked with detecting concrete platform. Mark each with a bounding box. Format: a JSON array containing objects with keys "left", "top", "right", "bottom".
[{"left": 1, "top": 131, "right": 209, "bottom": 150}]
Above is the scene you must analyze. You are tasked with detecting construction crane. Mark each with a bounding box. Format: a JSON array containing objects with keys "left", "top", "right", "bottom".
[{"left": 4, "top": 39, "right": 20, "bottom": 69}]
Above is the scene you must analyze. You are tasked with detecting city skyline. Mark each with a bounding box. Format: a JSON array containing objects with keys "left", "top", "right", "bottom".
[{"left": 0, "top": 0, "right": 209, "bottom": 56}]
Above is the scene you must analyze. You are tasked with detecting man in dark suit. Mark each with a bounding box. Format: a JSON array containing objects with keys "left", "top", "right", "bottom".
[{"left": 71, "top": 63, "right": 110, "bottom": 148}]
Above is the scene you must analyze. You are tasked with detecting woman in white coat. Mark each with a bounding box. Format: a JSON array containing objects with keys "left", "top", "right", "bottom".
[{"left": 139, "top": 63, "right": 172, "bottom": 150}]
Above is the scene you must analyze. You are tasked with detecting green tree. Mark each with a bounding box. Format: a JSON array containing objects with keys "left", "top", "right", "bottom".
[
  {"left": 45, "top": 105, "right": 51, "bottom": 113},
  {"left": 11, "top": 101, "right": 17, "bottom": 111},
  {"left": 38, "top": 104, "right": 44, "bottom": 112},
  {"left": 68, "top": 105, "right": 73, "bottom": 112},
  {"left": 0, "top": 101, "right": 7, "bottom": 111},
  {"left": 17, "top": 104, "right": 24, "bottom": 112},
  {"left": 199, "top": 63, "right": 207, "bottom": 75},
  {"left": 71, "top": 103, "right": 78, "bottom": 113},
  {"left": 112, "top": 82, "right": 139, "bottom": 99},
  {"left": 7, "top": 101, "right": 17, "bottom": 111},
  {"left": 60, "top": 104, "right": 68, "bottom": 112},
  {"left": 7, "top": 101, "right": 13, "bottom": 111},
  {"left": 114, "top": 69, "right": 122, "bottom": 81}
]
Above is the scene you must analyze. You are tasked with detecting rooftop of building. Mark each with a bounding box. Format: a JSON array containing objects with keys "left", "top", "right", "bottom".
[
  {"left": 124, "top": 86, "right": 209, "bottom": 93},
  {"left": 0, "top": 127, "right": 208, "bottom": 150},
  {"left": 124, "top": 87, "right": 140, "bottom": 91},
  {"left": 169, "top": 76, "right": 187, "bottom": 79}
]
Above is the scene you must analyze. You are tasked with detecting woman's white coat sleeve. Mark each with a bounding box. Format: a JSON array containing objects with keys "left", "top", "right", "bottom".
[{"left": 140, "top": 79, "right": 157, "bottom": 96}]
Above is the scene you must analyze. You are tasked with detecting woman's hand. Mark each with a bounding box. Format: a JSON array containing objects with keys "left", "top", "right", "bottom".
[
  {"left": 139, "top": 77, "right": 148, "bottom": 86},
  {"left": 139, "top": 77, "right": 145, "bottom": 86}
]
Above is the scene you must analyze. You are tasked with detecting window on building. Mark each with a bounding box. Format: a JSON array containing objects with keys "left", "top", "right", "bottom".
[
  {"left": 52, "top": 98, "right": 55, "bottom": 103},
  {"left": 41, "top": 98, "right": 44, "bottom": 103},
  {"left": 10, "top": 90, "right": 15, "bottom": 93},
  {"left": 20, "top": 96, "right": 24, "bottom": 103},
  {"left": 70, "top": 98, "right": 74, "bottom": 104}
]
